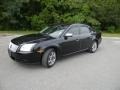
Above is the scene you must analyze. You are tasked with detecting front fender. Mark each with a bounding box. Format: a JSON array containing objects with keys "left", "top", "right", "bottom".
[{"left": 34, "top": 43, "right": 62, "bottom": 55}]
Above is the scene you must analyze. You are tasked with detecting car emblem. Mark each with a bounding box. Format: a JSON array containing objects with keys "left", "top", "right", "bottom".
[{"left": 10, "top": 45, "right": 12, "bottom": 49}]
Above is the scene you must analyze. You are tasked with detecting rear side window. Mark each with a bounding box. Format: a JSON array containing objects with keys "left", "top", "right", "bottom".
[
  {"left": 79, "top": 27, "right": 90, "bottom": 34},
  {"left": 67, "top": 26, "right": 80, "bottom": 35}
]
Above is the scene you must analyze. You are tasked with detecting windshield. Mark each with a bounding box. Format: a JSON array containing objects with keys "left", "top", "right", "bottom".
[{"left": 40, "top": 25, "right": 68, "bottom": 38}]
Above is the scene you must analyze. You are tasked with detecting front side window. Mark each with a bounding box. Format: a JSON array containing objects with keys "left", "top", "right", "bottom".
[
  {"left": 80, "top": 27, "right": 90, "bottom": 34},
  {"left": 67, "top": 26, "right": 80, "bottom": 36},
  {"left": 40, "top": 26, "right": 68, "bottom": 38}
]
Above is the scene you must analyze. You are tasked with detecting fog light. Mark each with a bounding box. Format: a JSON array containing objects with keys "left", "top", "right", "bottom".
[{"left": 37, "top": 49, "right": 44, "bottom": 53}]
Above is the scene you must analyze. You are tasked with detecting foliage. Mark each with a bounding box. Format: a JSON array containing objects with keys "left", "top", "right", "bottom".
[
  {"left": 0, "top": 0, "right": 120, "bottom": 32},
  {"left": 89, "top": 0, "right": 120, "bottom": 30},
  {"left": 107, "top": 26, "right": 116, "bottom": 33}
]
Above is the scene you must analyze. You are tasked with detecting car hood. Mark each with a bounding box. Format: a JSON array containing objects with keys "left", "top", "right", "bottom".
[{"left": 11, "top": 33, "right": 55, "bottom": 45}]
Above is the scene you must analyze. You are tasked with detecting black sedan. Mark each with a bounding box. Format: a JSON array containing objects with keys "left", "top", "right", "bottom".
[{"left": 8, "top": 24, "right": 102, "bottom": 68}]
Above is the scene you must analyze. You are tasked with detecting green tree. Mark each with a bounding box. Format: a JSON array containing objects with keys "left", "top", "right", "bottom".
[
  {"left": 89, "top": 0, "right": 120, "bottom": 31},
  {"left": 0, "top": 0, "right": 119, "bottom": 31}
]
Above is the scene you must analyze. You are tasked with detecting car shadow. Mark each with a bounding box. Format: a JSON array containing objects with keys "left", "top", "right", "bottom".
[
  {"left": 15, "top": 51, "right": 88, "bottom": 69},
  {"left": 57, "top": 46, "right": 103, "bottom": 63},
  {"left": 57, "top": 51, "right": 89, "bottom": 62},
  {"left": 15, "top": 47, "right": 102, "bottom": 69},
  {"left": 15, "top": 61, "right": 44, "bottom": 69}
]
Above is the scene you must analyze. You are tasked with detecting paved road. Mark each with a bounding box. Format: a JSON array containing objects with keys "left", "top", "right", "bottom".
[{"left": 0, "top": 36, "right": 120, "bottom": 90}]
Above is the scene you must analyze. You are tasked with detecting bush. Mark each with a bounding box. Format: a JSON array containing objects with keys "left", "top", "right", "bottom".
[
  {"left": 107, "top": 26, "right": 116, "bottom": 33},
  {"left": 115, "top": 27, "right": 120, "bottom": 33},
  {"left": 30, "top": 15, "right": 46, "bottom": 30}
]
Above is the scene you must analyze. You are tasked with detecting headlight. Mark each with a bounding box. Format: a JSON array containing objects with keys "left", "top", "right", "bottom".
[{"left": 20, "top": 43, "right": 36, "bottom": 52}]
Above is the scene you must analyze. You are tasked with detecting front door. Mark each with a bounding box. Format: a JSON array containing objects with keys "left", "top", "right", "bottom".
[{"left": 60, "top": 26, "right": 80, "bottom": 55}]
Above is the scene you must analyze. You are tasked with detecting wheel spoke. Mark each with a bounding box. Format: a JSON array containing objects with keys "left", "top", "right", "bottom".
[
  {"left": 48, "top": 51, "right": 56, "bottom": 66},
  {"left": 92, "top": 42, "right": 97, "bottom": 52}
]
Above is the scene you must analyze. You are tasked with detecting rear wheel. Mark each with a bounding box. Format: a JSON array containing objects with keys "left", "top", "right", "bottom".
[
  {"left": 42, "top": 49, "right": 56, "bottom": 68},
  {"left": 89, "top": 41, "right": 98, "bottom": 53}
]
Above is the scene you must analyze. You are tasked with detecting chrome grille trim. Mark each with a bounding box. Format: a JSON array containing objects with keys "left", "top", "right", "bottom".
[{"left": 9, "top": 42, "right": 19, "bottom": 52}]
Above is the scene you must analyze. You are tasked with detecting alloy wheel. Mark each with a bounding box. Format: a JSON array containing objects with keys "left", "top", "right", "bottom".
[
  {"left": 92, "top": 42, "right": 97, "bottom": 52},
  {"left": 48, "top": 51, "right": 56, "bottom": 66}
]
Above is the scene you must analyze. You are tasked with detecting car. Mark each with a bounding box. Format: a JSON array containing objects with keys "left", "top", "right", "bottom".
[{"left": 8, "top": 23, "right": 102, "bottom": 68}]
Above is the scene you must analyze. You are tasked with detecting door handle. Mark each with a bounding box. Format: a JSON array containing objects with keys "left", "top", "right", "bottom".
[
  {"left": 89, "top": 36, "right": 93, "bottom": 39},
  {"left": 75, "top": 39, "right": 79, "bottom": 41}
]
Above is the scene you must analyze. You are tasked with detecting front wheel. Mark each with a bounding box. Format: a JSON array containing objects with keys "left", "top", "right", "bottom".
[
  {"left": 42, "top": 49, "right": 56, "bottom": 68},
  {"left": 89, "top": 41, "right": 98, "bottom": 53}
]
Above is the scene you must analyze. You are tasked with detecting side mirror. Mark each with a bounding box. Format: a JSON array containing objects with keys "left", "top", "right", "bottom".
[
  {"left": 64, "top": 33, "right": 73, "bottom": 37},
  {"left": 64, "top": 33, "right": 73, "bottom": 39}
]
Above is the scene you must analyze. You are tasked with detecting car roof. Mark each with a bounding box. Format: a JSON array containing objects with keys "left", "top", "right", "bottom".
[
  {"left": 70, "top": 23, "right": 90, "bottom": 27},
  {"left": 50, "top": 23, "right": 90, "bottom": 28}
]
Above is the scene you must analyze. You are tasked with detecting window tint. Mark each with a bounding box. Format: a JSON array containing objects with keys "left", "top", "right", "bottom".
[
  {"left": 40, "top": 26, "right": 68, "bottom": 38},
  {"left": 80, "top": 27, "right": 90, "bottom": 34},
  {"left": 67, "top": 26, "right": 79, "bottom": 35}
]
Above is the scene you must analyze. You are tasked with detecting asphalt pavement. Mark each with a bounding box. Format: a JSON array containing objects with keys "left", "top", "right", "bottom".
[{"left": 0, "top": 35, "right": 120, "bottom": 90}]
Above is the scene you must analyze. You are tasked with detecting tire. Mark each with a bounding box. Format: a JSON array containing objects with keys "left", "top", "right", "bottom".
[
  {"left": 89, "top": 41, "right": 98, "bottom": 53},
  {"left": 42, "top": 49, "right": 56, "bottom": 68}
]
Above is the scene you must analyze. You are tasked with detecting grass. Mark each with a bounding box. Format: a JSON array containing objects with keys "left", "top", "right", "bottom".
[
  {"left": 0, "top": 30, "right": 120, "bottom": 37},
  {"left": 102, "top": 32, "right": 120, "bottom": 37}
]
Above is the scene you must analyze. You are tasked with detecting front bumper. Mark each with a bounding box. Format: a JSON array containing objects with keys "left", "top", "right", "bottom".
[{"left": 8, "top": 49, "right": 42, "bottom": 63}]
